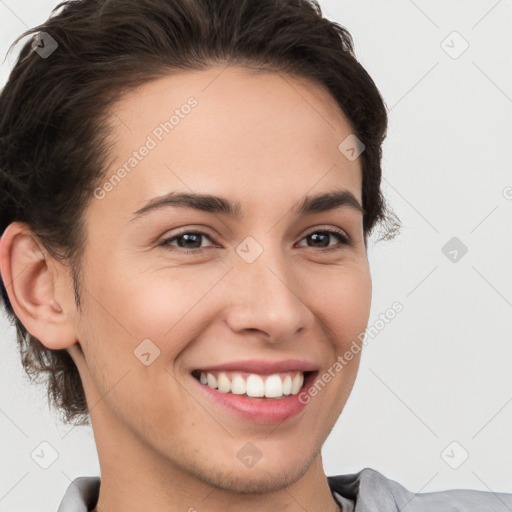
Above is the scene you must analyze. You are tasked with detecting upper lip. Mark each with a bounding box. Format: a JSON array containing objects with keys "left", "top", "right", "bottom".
[{"left": 193, "top": 359, "right": 319, "bottom": 375}]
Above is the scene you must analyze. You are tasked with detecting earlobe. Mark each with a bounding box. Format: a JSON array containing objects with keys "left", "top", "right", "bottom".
[{"left": 0, "top": 222, "right": 77, "bottom": 350}]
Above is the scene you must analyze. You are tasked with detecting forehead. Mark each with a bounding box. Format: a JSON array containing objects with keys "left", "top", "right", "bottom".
[{"left": 92, "top": 65, "right": 363, "bottom": 224}]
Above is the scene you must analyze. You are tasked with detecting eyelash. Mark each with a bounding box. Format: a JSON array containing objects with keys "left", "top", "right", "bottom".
[{"left": 159, "top": 228, "right": 351, "bottom": 255}]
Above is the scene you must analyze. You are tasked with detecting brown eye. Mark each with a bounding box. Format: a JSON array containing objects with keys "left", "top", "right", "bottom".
[
  {"left": 160, "top": 231, "right": 214, "bottom": 254},
  {"left": 297, "top": 229, "right": 350, "bottom": 251}
]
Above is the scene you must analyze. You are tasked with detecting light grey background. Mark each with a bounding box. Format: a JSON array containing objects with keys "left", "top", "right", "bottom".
[{"left": 0, "top": 0, "right": 511, "bottom": 510}]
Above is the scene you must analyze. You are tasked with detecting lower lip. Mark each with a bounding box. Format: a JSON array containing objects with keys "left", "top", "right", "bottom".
[{"left": 192, "top": 372, "right": 317, "bottom": 424}]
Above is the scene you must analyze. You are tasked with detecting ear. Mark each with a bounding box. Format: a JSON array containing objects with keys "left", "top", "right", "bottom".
[{"left": 0, "top": 222, "right": 78, "bottom": 350}]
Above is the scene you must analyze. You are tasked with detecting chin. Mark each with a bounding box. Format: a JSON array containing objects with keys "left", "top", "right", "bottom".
[
  {"left": 195, "top": 450, "right": 316, "bottom": 495},
  {"left": 209, "top": 466, "right": 309, "bottom": 494}
]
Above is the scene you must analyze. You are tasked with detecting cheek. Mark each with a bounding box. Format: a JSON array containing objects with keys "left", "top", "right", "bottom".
[
  {"left": 91, "top": 258, "right": 221, "bottom": 344},
  {"left": 312, "top": 263, "right": 372, "bottom": 349}
]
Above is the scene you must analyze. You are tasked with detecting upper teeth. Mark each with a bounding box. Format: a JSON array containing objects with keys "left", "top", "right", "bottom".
[{"left": 198, "top": 371, "right": 304, "bottom": 398}]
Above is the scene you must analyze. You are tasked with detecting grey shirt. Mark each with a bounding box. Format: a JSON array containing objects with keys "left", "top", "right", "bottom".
[{"left": 57, "top": 467, "right": 512, "bottom": 511}]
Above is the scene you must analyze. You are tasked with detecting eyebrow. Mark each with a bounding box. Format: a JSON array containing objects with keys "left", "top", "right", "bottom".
[{"left": 130, "top": 188, "right": 365, "bottom": 222}]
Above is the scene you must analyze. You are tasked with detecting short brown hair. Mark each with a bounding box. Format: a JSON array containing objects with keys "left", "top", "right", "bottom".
[{"left": 0, "top": 0, "right": 399, "bottom": 426}]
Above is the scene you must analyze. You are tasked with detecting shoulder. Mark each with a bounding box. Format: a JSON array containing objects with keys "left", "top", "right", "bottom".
[
  {"left": 57, "top": 476, "right": 100, "bottom": 512},
  {"left": 328, "top": 467, "right": 512, "bottom": 512}
]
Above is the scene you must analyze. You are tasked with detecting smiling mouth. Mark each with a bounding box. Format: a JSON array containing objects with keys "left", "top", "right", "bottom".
[{"left": 191, "top": 370, "right": 316, "bottom": 399}]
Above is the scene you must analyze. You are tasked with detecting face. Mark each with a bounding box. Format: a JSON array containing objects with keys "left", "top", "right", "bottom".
[{"left": 65, "top": 65, "right": 372, "bottom": 493}]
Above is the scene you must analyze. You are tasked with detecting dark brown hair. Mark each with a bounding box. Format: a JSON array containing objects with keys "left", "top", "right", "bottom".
[{"left": 0, "top": 0, "right": 399, "bottom": 425}]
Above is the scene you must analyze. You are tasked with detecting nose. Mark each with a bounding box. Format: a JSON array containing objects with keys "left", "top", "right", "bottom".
[{"left": 223, "top": 242, "right": 314, "bottom": 343}]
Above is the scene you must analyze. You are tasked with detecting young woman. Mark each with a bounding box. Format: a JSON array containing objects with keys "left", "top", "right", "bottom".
[{"left": 1, "top": 1, "right": 510, "bottom": 511}]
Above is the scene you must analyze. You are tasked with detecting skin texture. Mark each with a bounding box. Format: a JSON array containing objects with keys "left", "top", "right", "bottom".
[{"left": 0, "top": 65, "right": 372, "bottom": 512}]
